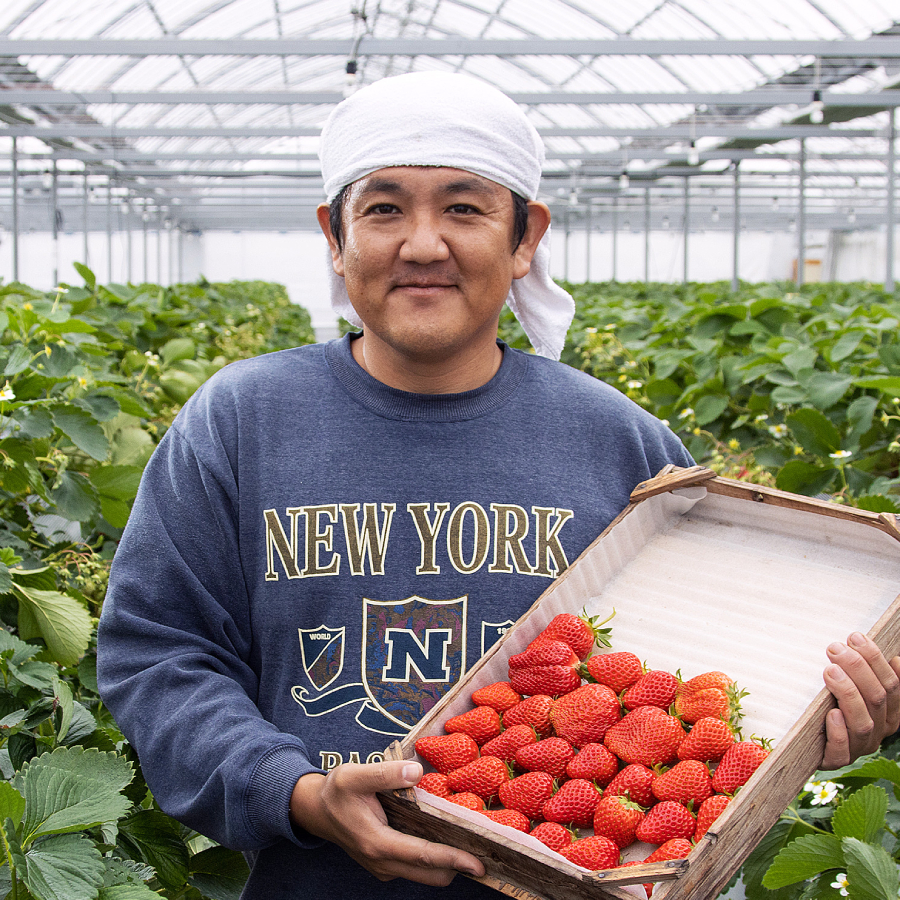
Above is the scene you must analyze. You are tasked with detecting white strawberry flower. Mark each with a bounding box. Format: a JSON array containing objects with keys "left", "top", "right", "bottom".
[
  {"left": 0, "top": 382, "right": 15, "bottom": 402},
  {"left": 804, "top": 779, "right": 842, "bottom": 805},
  {"left": 831, "top": 873, "right": 850, "bottom": 896}
]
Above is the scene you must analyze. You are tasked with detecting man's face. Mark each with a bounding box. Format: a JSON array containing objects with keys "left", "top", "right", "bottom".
[{"left": 318, "top": 166, "right": 544, "bottom": 366}]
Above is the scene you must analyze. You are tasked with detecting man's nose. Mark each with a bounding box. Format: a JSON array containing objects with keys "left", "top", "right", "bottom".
[{"left": 399, "top": 213, "right": 451, "bottom": 263}]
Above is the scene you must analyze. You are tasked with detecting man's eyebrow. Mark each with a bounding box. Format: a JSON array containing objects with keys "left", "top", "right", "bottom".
[{"left": 353, "top": 175, "right": 498, "bottom": 198}]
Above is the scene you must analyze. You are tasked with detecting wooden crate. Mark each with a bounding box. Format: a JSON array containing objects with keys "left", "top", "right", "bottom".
[{"left": 379, "top": 466, "right": 900, "bottom": 900}]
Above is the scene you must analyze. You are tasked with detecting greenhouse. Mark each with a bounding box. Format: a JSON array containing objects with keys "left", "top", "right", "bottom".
[{"left": 1, "top": 3, "right": 900, "bottom": 900}]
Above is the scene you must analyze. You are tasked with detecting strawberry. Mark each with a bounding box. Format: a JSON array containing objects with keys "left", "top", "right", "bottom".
[
  {"left": 622, "top": 670, "right": 678, "bottom": 710},
  {"left": 471, "top": 681, "right": 522, "bottom": 712},
  {"left": 559, "top": 835, "right": 620, "bottom": 871},
  {"left": 480, "top": 723, "right": 538, "bottom": 762},
  {"left": 509, "top": 638, "right": 582, "bottom": 698},
  {"left": 584, "top": 651, "right": 643, "bottom": 693},
  {"left": 674, "top": 672, "right": 745, "bottom": 726},
  {"left": 604, "top": 764, "right": 655, "bottom": 807},
  {"left": 447, "top": 792, "right": 485, "bottom": 811},
  {"left": 498, "top": 770, "right": 556, "bottom": 820},
  {"left": 592, "top": 794, "right": 645, "bottom": 849},
  {"left": 550, "top": 682, "right": 621, "bottom": 748},
  {"left": 651, "top": 760, "right": 713, "bottom": 806},
  {"left": 537, "top": 610, "right": 614, "bottom": 660},
  {"left": 643, "top": 837, "right": 694, "bottom": 863},
  {"left": 677, "top": 717, "right": 736, "bottom": 762},
  {"left": 481, "top": 809, "right": 531, "bottom": 832},
  {"left": 503, "top": 694, "right": 554, "bottom": 738},
  {"left": 415, "top": 732, "right": 479, "bottom": 774},
  {"left": 604, "top": 706, "right": 686, "bottom": 766},
  {"left": 694, "top": 794, "right": 730, "bottom": 841},
  {"left": 710, "top": 740, "right": 770, "bottom": 794},
  {"left": 635, "top": 801, "right": 696, "bottom": 844},
  {"left": 530, "top": 821, "right": 574, "bottom": 852},
  {"left": 444, "top": 705, "right": 502, "bottom": 745},
  {"left": 678, "top": 671, "right": 732, "bottom": 695},
  {"left": 509, "top": 638, "right": 579, "bottom": 670},
  {"left": 515, "top": 736, "right": 576, "bottom": 780},
  {"left": 446, "top": 755, "right": 511, "bottom": 802},
  {"left": 566, "top": 742, "right": 619, "bottom": 786},
  {"left": 542, "top": 778, "right": 602, "bottom": 828},
  {"left": 417, "top": 771, "right": 451, "bottom": 798}
]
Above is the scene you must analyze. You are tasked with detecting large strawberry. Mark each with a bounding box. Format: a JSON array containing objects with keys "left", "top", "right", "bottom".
[
  {"left": 498, "top": 770, "right": 556, "bottom": 820},
  {"left": 471, "top": 681, "right": 522, "bottom": 712},
  {"left": 550, "top": 682, "right": 621, "bottom": 748},
  {"left": 536, "top": 610, "right": 614, "bottom": 660},
  {"left": 508, "top": 639, "right": 582, "bottom": 698},
  {"left": 604, "top": 763, "right": 655, "bottom": 807},
  {"left": 651, "top": 759, "right": 713, "bottom": 806},
  {"left": 417, "top": 772, "right": 451, "bottom": 798},
  {"left": 447, "top": 792, "right": 485, "bottom": 811},
  {"left": 677, "top": 717, "right": 736, "bottom": 762},
  {"left": 634, "top": 801, "right": 696, "bottom": 844},
  {"left": 530, "top": 821, "right": 574, "bottom": 853},
  {"left": 674, "top": 672, "right": 745, "bottom": 727},
  {"left": 515, "top": 736, "right": 576, "bottom": 780},
  {"left": 444, "top": 705, "right": 502, "bottom": 745},
  {"left": 694, "top": 794, "right": 730, "bottom": 841},
  {"left": 509, "top": 638, "right": 579, "bottom": 670},
  {"left": 415, "top": 732, "right": 479, "bottom": 774},
  {"left": 592, "top": 794, "right": 645, "bottom": 849},
  {"left": 446, "top": 755, "right": 511, "bottom": 802},
  {"left": 710, "top": 740, "right": 770, "bottom": 794},
  {"left": 542, "top": 778, "right": 602, "bottom": 828},
  {"left": 481, "top": 809, "right": 531, "bottom": 832},
  {"left": 643, "top": 838, "right": 694, "bottom": 863},
  {"left": 503, "top": 694, "right": 554, "bottom": 738},
  {"left": 480, "top": 723, "right": 538, "bottom": 762},
  {"left": 559, "top": 835, "right": 620, "bottom": 871},
  {"left": 566, "top": 742, "right": 619, "bottom": 786},
  {"left": 584, "top": 651, "right": 643, "bottom": 693},
  {"left": 604, "top": 705, "right": 686, "bottom": 766},
  {"left": 622, "top": 670, "right": 679, "bottom": 710}
]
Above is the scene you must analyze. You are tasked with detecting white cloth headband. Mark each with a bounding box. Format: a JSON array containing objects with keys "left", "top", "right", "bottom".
[{"left": 318, "top": 71, "right": 575, "bottom": 360}]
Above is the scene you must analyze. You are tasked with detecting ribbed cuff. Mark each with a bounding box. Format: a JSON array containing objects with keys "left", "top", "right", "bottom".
[{"left": 245, "top": 744, "right": 325, "bottom": 849}]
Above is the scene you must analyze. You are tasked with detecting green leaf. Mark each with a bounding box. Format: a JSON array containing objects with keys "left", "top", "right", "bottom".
[
  {"left": 188, "top": 846, "right": 250, "bottom": 900},
  {"left": 4, "top": 345, "right": 32, "bottom": 377},
  {"left": 854, "top": 376, "right": 900, "bottom": 396},
  {"left": 804, "top": 372, "right": 854, "bottom": 411},
  {"left": 776, "top": 460, "right": 837, "bottom": 496},
  {"left": 50, "top": 405, "right": 109, "bottom": 461},
  {"left": 846, "top": 396, "right": 879, "bottom": 444},
  {"left": 13, "top": 586, "right": 92, "bottom": 666},
  {"left": 18, "top": 832, "right": 105, "bottom": 900},
  {"left": 838, "top": 756, "right": 900, "bottom": 788},
  {"left": 98, "top": 885, "right": 162, "bottom": 900},
  {"left": 855, "top": 495, "right": 900, "bottom": 514},
  {"left": 694, "top": 394, "right": 730, "bottom": 426},
  {"left": 12, "top": 407, "right": 54, "bottom": 440},
  {"left": 762, "top": 833, "right": 845, "bottom": 889},
  {"left": 782, "top": 347, "right": 818, "bottom": 378},
  {"left": 117, "top": 809, "right": 189, "bottom": 892},
  {"left": 52, "top": 677, "right": 74, "bottom": 745},
  {"left": 742, "top": 820, "right": 802, "bottom": 900},
  {"left": 0, "top": 563, "right": 11, "bottom": 596},
  {"left": 89, "top": 467, "right": 142, "bottom": 502},
  {"left": 49, "top": 471, "right": 98, "bottom": 523},
  {"left": 786, "top": 408, "right": 842, "bottom": 456},
  {"left": 159, "top": 338, "right": 196, "bottom": 365},
  {"left": 0, "top": 781, "right": 25, "bottom": 829},
  {"left": 72, "top": 263, "right": 96, "bottom": 291},
  {"left": 842, "top": 837, "right": 899, "bottom": 900},
  {"left": 771, "top": 384, "right": 810, "bottom": 405},
  {"left": 831, "top": 784, "right": 888, "bottom": 843},
  {"left": 58, "top": 703, "right": 96, "bottom": 747},
  {"left": 829, "top": 330, "right": 865, "bottom": 362}
]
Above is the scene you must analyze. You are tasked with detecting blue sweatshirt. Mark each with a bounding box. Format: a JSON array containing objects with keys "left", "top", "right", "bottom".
[{"left": 97, "top": 335, "right": 693, "bottom": 899}]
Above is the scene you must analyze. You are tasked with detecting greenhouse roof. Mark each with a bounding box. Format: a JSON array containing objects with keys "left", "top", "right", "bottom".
[{"left": 1, "top": 0, "right": 899, "bottom": 234}]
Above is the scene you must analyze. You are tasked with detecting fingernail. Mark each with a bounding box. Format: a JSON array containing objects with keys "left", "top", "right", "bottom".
[
  {"left": 849, "top": 632, "right": 867, "bottom": 648},
  {"left": 826, "top": 665, "right": 847, "bottom": 681},
  {"left": 827, "top": 642, "right": 846, "bottom": 656},
  {"left": 402, "top": 762, "right": 422, "bottom": 783}
]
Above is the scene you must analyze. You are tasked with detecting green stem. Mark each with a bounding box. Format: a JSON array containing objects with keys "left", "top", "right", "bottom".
[{"left": 780, "top": 806, "right": 830, "bottom": 835}]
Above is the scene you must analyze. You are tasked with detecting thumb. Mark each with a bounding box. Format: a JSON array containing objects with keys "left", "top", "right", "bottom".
[{"left": 334, "top": 759, "right": 423, "bottom": 794}]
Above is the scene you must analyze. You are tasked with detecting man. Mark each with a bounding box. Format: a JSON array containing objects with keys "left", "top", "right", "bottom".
[{"left": 97, "top": 72, "right": 900, "bottom": 899}]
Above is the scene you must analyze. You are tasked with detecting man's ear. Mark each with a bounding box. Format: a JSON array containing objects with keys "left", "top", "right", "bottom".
[
  {"left": 512, "top": 201, "right": 552, "bottom": 280},
  {"left": 316, "top": 203, "right": 345, "bottom": 277}
]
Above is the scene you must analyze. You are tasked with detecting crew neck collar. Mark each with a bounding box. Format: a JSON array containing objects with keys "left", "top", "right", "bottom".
[{"left": 324, "top": 333, "right": 528, "bottom": 422}]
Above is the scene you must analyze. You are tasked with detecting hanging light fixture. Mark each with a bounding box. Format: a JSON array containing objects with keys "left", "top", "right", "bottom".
[
  {"left": 619, "top": 172, "right": 630, "bottom": 190},
  {"left": 688, "top": 140, "right": 700, "bottom": 166},
  {"left": 810, "top": 90, "right": 824, "bottom": 124},
  {"left": 711, "top": 207, "right": 720, "bottom": 223}
]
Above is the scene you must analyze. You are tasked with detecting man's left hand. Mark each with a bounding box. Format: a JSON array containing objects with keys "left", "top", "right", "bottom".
[{"left": 821, "top": 632, "right": 900, "bottom": 769}]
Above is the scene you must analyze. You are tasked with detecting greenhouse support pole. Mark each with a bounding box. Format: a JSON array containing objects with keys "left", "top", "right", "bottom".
[
  {"left": 11, "top": 137, "right": 18, "bottom": 283},
  {"left": 612, "top": 197, "right": 618, "bottom": 282},
  {"left": 798, "top": 140, "right": 807, "bottom": 287},
  {"left": 644, "top": 186, "right": 650, "bottom": 283},
  {"left": 683, "top": 177, "right": 690, "bottom": 284},
  {"left": 82, "top": 171, "right": 89, "bottom": 268},
  {"left": 564, "top": 209, "right": 570, "bottom": 282},
  {"left": 143, "top": 211, "right": 148, "bottom": 283},
  {"left": 126, "top": 202, "right": 132, "bottom": 284},
  {"left": 585, "top": 199, "right": 592, "bottom": 282},
  {"left": 887, "top": 108, "right": 896, "bottom": 292},
  {"left": 178, "top": 227, "right": 184, "bottom": 283},
  {"left": 106, "top": 181, "right": 113, "bottom": 284},
  {"left": 51, "top": 161, "right": 60, "bottom": 288},
  {"left": 732, "top": 162, "right": 740, "bottom": 292}
]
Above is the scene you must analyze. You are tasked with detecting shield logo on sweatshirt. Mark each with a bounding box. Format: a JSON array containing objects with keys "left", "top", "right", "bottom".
[
  {"left": 362, "top": 595, "right": 467, "bottom": 730},
  {"left": 298, "top": 626, "right": 345, "bottom": 691}
]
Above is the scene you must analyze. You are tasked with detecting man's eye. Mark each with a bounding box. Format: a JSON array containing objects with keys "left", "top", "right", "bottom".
[
  {"left": 366, "top": 203, "right": 399, "bottom": 215},
  {"left": 448, "top": 204, "right": 480, "bottom": 214}
]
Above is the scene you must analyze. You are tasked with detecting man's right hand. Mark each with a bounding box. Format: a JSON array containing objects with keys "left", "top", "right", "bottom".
[{"left": 290, "top": 760, "right": 486, "bottom": 886}]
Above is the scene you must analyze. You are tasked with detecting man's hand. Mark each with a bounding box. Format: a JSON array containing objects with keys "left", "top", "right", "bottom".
[
  {"left": 290, "top": 760, "right": 486, "bottom": 885},
  {"left": 821, "top": 632, "right": 900, "bottom": 769}
]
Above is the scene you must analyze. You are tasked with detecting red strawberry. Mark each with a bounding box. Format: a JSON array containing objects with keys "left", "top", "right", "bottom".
[
  {"left": 537, "top": 610, "right": 614, "bottom": 661},
  {"left": 566, "top": 742, "right": 619, "bottom": 786},
  {"left": 509, "top": 638, "right": 579, "bottom": 670},
  {"left": 651, "top": 760, "right": 713, "bottom": 806},
  {"left": 530, "top": 821, "right": 574, "bottom": 852},
  {"left": 515, "top": 737, "right": 576, "bottom": 780},
  {"left": 550, "top": 683, "right": 621, "bottom": 748},
  {"left": 677, "top": 717, "right": 736, "bottom": 762},
  {"left": 584, "top": 651, "right": 643, "bottom": 693},
  {"left": 503, "top": 694, "right": 554, "bottom": 738},
  {"left": 471, "top": 681, "right": 522, "bottom": 712},
  {"left": 509, "top": 664, "right": 582, "bottom": 698},
  {"left": 481, "top": 809, "right": 531, "bottom": 832},
  {"left": 635, "top": 801, "right": 696, "bottom": 844},
  {"left": 604, "top": 764, "right": 655, "bottom": 807},
  {"left": 623, "top": 670, "right": 679, "bottom": 710},
  {"left": 559, "top": 835, "right": 620, "bottom": 871},
  {"left": 415, "top": 732, "right": 479, "bottom": 774},
  {"left": 417, "top": 772, "right": 451, "bottom": 798},
  {"left": 498, "top": 770, "right": 556, "bottom": 820},
  {"left": 444, "top": 705, "right": 502, "bottom": 745},
  {"left": 673, "top": 687, "right": 730, "bottom": 723},
  {"left": 447, "top": 792, "right": 485, "bottom": 811},
  {"left": 694, "top": 794, "right": 730, "bottom": 841},
  {"left": 643, "top": 837, "right": 694, "bottom": 863},
  {"left": 542, "top": 778, "right": 602, "bottom": 827},
  {"left": 592, "top": 794, "right": 645, "bottom": 849},
  {"left": 604, "top": 706, "right": 686, "bottom": 766},
  {"left": 446, "top": 755, "right": 511, "bottom": 802},
  {"left": 710, "top": 740, "right": 770, "bottom": 794},
  {"left": 678, "top": 671, "right": 732, "bottom": 695},
  {"left": 480, "top": 723, "right": 538, "bottom": 762}
]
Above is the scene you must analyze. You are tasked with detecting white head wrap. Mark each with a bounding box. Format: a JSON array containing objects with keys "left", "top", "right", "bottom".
[{"left": 318, "top": 70, "right": 575, "bottom": 360}]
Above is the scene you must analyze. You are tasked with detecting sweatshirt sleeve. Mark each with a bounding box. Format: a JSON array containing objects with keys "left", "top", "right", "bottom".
[{"left": 96, "top": 397, "right": 323, "bottom": 852}]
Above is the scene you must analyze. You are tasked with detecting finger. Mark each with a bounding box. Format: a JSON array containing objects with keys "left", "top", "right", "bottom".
[
  {"left": 826, "top": 641, "right": 885, "bottom": 738},
  {"left": 357, "top": 830, "right": 485, "bottom": 883},
  {"left": 843, "top": 633, "right": 900, "bottom": 729},
  {"left": 331, "top": 759, "right": 424, "bottom": 794},
  {"left": 822, "top": 662, "right": 875, "bottom": 760},
  {"left": 821, "top": 707, "right": 850, "bottom": 770}
]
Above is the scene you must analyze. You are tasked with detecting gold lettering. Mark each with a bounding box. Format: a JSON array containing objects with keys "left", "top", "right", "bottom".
[
  {"left": 263, "top": 508, "right": 303, "bottom": 581},
  {"left": 447, "top": 502, "right": 490, "bottom": 575},
  {"left": 301, "top": 505, "right": 341, "bottom": 577},
  {"left": 407, "top": 502, "right": 450, "bottom": 574},
  {"left": 320, "top": 751, "right": 343, "bottom": 770},
  {"left": 532, "top": 506, "right": 574, "bottom": 577},
  {"left": 489, "top": 503, "right": 534, "bottom": 574},
  {"left": 340, "top": 503, "right": 396, "bottom": 576}
]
